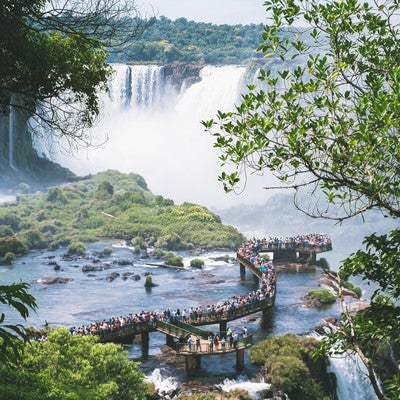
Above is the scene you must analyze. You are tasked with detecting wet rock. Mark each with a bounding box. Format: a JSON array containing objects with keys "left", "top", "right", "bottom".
[
  {"left": 106, "top": 272, "right": 120, "bottom": 282},
  {"left": 115, "top": 259, "right": 133, "bottom": 266},
  {"left": 82, "top": 264, "right": 111, "bottom": 272},
  {"left": 33, "top": 277, "right": 73, "bottom": 284}
]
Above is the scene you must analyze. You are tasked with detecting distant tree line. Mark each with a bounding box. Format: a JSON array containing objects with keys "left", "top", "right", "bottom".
[{"left": 108, "top": 16, "right": 265, "bottom": 64}]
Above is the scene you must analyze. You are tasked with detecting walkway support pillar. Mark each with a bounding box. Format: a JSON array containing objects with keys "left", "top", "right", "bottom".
[
  {"left": 141, "top": 331, "right": 149, "bottom": 359},
  {"left": 311, "top": 251, "right": 316, "bottom": 264},
  {"left": 185, "top": 355, "right": 201, "bottom": 376},
  {"left": 262, "top": 307, "right": 268, "bottom": 321},
  {"left": 240, "top": 263, "right": 245, "bottom": 280},
  {"left": 166, "top": 334, "right": 174, "bottom": 347},
  {"left": 220, "top": 321, "right": 227, "bottom": 338},
  {"left": 236, "top": 348, "right": 245, "bottom": 370}
]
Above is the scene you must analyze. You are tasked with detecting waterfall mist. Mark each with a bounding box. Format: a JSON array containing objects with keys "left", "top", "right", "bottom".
[{"left": 43, "top": 64, "right": 277, "bottom": 209}]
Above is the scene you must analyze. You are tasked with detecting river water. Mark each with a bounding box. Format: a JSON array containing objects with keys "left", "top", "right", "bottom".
[{"left": 1, "top": 241, "right": 372, "bottom": 398}]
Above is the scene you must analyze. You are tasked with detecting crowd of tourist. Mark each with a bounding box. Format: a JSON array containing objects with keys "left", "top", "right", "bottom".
[
  {"left": 238, "top": 233, "right": 332, "bottom": 258},
  {"left": 66, "top": 240, "right": 277, "bottom": 339}
]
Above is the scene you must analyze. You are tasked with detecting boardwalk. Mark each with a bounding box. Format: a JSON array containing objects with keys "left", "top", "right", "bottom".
[{"left": 82, "top": 234, "right": 331, "bottom": 374}]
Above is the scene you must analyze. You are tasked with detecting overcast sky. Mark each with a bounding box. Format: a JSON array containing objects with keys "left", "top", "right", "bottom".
[{"left": 140, "top": 0, "right": 268, "bottom": 25}]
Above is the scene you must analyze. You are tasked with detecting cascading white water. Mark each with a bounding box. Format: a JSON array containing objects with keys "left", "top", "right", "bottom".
[
  {"left": 144, "top": 368, "right": 179, "bottom": 395},
  {"left": 43, "top": 63, "right": 276, "bottom": 209},
  {"left": 309, "top": 330, "right": 381, "bottom": 400},
  {"left": 328, "top": 352, "right": 380, "bottom": 400},
  {"left": 217, "top": 375, "right": 272, "bottom": 399}
]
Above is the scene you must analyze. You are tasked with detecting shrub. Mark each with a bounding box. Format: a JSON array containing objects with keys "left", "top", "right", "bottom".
[
  {"left": 342, "top": 280, "right": 362, "bottom": 298},
  {"left": 20, "top": 230, "right": 47, "bottom": 249},
  {"left": 190, "top": 258, "right": 204, "bottom": 268},
  {"left": 131, "top": 236, "right": 147, "bottom": 250},
  {"left": 307, "top": 289, "right": 336, "bottom": 305},
  {"left": 315, "top": 257, "right": 330, "bottom": 269},
  {"left": 249, "top": 334, "right": 332, "bottom": 400},
  {"left": 0, "top": 225, "right": 14, "bottom": 238},
  {"left": 164, "top": 252, "right": 183, "bottom": 267},
  {"left": 144, "top": 274, "right": 153, "bottom": 287},
  {"left": 67, "top": 241, "right": 86, "bottom": 255},
  {"left": 0, "top": 236, "right": 27, "bottom": 257},
  {"left": 101, "top": 247, "right": 113, "bottom": 256},
  {"left": 46, "top": 187, "right": 67, "bottom": 204},
  {"left": 152, "top": 248, "right": 165, "bottom": 258},
  {"left": 1, "top": 252, "right": 15, "bottom": 265}
]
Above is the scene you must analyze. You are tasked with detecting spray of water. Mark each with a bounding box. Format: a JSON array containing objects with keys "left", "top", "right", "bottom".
[{"left": 41, "top": 64, "right": 277, "bottom": 209}]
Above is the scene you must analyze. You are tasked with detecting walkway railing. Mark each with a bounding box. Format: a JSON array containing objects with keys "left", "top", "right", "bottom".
[
  {"left": 95, "top": 294, "right": 275, "bottom": 343},
  {"left": 174, "top": 334, "right": 253, "bottom": 354},
  {"left": 175, "top": 321, "right": 212, "bottom": 339},
  {"left": 96, "top": 320, "right": 157, "bottom": 342},
  {"left": 258, "top": 243, "right": 332, "bottom": 252},
  {"left": 154, "top": 320, "right": 193, "bottom": 339},
  {"left": 236, "top": 253, "right": 263, "bottom": 279}
]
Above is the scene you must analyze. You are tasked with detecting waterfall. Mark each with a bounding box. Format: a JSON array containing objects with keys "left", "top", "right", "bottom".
[
  {"left": 43, "top": 63, "right": 275, "bottom": 209},
  {"left": 309, "top": 330, "right": 381, "bottom": 400},
  {"left": 328, "top": 352, "right": 380, "bottom": 400}
]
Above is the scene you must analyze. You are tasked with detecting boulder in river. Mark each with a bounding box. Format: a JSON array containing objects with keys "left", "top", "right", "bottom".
[
  {"left": 82, "top": 264, "right": 110, "bottom": 272},
  {"left": 33, "top": 277, "right": 73, "bottom": 285}
]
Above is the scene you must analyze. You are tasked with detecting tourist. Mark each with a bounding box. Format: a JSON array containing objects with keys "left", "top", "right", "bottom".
[
  {"left": 242, "top": 326, "right": 248, "bottom": 338},
  {"left": 187, "top": 335, "right": 193, "bottom": 352},
  {"left": 214, "top": 334, "right": 219, "bottom": 349},
  {"left": 208, "top": 335, "right": 213, "bottom": 352}
]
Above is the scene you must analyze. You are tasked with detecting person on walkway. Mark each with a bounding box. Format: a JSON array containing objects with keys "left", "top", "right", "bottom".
[
  {"left": 220, "top": 337, "right": 226, "bottom": 350},
  {"left": 196, "top": 337, "right": 201, "bottom": 351},
  {"left": 187, "top": 335, "right": 193, "bottom": 352},
  {"left": 242, "top": 326, "right": 248, "bottom": 338},
  {"left": 214, "top": 334, "right": 219, "bottom": 350},
  {"left": 233, "top": 331, "right": 239, "bottom": 348},
  {"left": 208, "top": 335, "right": 214, "bottom": 352}
]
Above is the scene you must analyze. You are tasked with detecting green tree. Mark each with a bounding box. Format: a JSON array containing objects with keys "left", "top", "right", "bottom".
[
  {"left": 0, "top": 1, "right": 151, "bottom": 366},
  {"left": 0, "top": 0, "right": 151, "bottom": 146},
  {"left": 0, "top": 283, "right": 37, "bottom": 366},
  {"left": 0, "top": 327, "right": 153, "bottom": 399},
  {"left": 203, "top": 1, "right": 399, "bottom": 398}
]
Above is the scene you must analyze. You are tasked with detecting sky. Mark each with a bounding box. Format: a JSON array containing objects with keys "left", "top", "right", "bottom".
[{"left": 140, "top": 0, "right": 268, "bottom": 25}]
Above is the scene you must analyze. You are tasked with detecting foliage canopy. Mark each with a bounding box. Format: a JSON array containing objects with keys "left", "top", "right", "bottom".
[
  {"left": 0, "top": 282, "right": 37, "bottom": 366},
  {"left": 0, "top": 0, "right": 151, "bottom": 147},
  {"left": 0, "top": 327, "right": 153, "bottom": 400},
  {"left": 203, "top": 0, "right": 400, "bottom": 398}
]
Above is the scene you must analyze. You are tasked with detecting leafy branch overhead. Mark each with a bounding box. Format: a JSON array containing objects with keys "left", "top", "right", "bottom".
[
  {"left": 0, "top": 283, "right": 37, "bottom": 366},
  {"left": 203, "top": 0, "right": 400, "bottom": 222},
  {"left": 0, "top": 0, "right": 153, "bottom": 147}
]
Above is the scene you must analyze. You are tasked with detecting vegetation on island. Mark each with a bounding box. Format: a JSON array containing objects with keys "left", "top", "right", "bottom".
[
  {"left": 306, "top": 289, "right": 336, "bottom": 306},
  {"left": 249, "top": 334, "right": 332, "bottom": 400},
  {"left": 0, "top": 170, "right": 246, "bottom": 258},
  {"left": 204, "top": 0, "right": 400, "bottom": 397}
]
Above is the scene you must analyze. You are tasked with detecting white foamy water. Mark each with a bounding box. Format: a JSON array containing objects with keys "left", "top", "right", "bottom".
[
  {"left": 218, "top": 375, "right": 271, "bottom": 399},
  {"left": 144, "top": 368, "right": 179, "bottom": 394},
  {"left": 328, "top": 352, "right": 380, "bottom": 400},
  {"left": 37, "top": 63, "right": 278, "bottom": 209}
]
